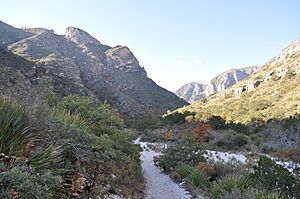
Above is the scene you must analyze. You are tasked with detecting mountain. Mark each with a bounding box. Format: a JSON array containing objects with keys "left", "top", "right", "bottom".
[
  {"left": 0, "top": 21, "right": 33, "bottom": 46},
  {"left": 175, "top": 82, "right": 207, "bottom": 103},
  {"left": 174, "top": 37, "right": 300, "bottom": 123},
  {"left": 175, "top": 66, "right": 259, "bottom": 103},
  {"left": 0, "top": 21, "right": 187, "bottom": 123}
]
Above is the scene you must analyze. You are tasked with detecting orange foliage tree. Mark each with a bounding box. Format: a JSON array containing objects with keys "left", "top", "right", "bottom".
[{"left": 193, "top": 123, "right": 212, "bottom": 141}]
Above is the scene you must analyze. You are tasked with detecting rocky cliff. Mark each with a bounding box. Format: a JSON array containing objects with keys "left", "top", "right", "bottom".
[
  {"left": 176, "top": 66, "right": 259, "bottom": 103},
  {"left": 0, "top": 21, "right": 187, "bottom": 123}
]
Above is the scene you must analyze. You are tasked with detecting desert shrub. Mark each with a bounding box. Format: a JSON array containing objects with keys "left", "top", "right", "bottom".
[
  {"left": 210, "top": 159, "right": 245, "bottom": 180},
  {"left": 163, "top": 111, "right": 195, "bottom": 125},
  {"left": 249, "top": 156, "right": 300, "bottom": 198},
  {"left": 47, "top": 94, "right": 143, "bottom": 197},
  {"left": 158, "top": 141, "right": 205, "bottom": 172},
  {"left": 214, "top": 130, "right": 248, "bottom": 149},
  {"left": 208, "top": 115, "right": 227, "bottom": 130},
  {"left": 175, "top": 164, "right": 210, "bottom": 190},
  {"left": 0, "top": 167, "right": 62, "bottom": 199},
  {"left": 45, "top": 91, "right": 60, "bottom": 108},
  {"left": 209, "top": 174, "right": 250, "bottom": 199},
  {"left": 53, "top": 94, "right": 124, "bottom": 132},
  {"left": 177, "top": 164, "right": 194, "bottom": 178},
  {"left": 188, "top": 168, "right": 211, "bottom": 189},
  {"left": 232, "top": 134, "right": 248, "bottom": 147},
  {"left": 133, "top": 115, "right": 163, "bottom": 131},
  {"left": 221, "top": 188, "right": 283, "bottom": 199}
]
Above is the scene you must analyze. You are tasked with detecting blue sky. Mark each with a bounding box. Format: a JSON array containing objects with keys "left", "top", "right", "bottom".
[{"left": 1, "top": 0, "right": 300, "bottom": 91}]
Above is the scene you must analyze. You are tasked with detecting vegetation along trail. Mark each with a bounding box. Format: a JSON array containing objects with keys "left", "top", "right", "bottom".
[{"left": 135, "top": 138, "right": 195, "bottom": 199}]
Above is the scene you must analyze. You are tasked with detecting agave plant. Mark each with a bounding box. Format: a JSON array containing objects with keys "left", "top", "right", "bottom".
[{"left": 0, "top": 97, "right": 31, "bottom": 157}]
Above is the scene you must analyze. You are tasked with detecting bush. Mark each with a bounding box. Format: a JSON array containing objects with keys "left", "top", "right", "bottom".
[
  {"left": 209, "top": 175, "right": 250, "bottom": 199},
  {"left": 47, "top": 94, "right": 143, "bottom": 197},
  {"left": 221, "top": 188, "right": 283, "bottom": 199},
  {"left": 0, "top": 167, "right": 62, "bottom": 199},
  {"left": 158, "top": 141, "right": 205, "bottom": 172},
  {"left": 210, "top": 159, "right": 245, "bottom": 180},
  {"left": 177, "top": 164, "right": 194, "bottom": 178},
  {"left": 163, "top": 111, "right": 195, "bottom": 125},
  {"left": 249, "top": 156, "right": 300, "bottom": 198},
  {"left": 188, "top": 168, "right": 211, "bottom": 189},
  {"left": 214, "top": 130, "right": 248, "bottom": 149}
]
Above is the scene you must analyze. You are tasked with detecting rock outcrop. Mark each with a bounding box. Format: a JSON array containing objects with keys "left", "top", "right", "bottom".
[
  {"left": 65, "top": 26, "right": 101, "bottom": 45},
  {"left": 176, "top": 66, "right": 259, "bottom": 103}
]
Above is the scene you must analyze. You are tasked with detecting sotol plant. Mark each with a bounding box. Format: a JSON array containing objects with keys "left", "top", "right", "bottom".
[{"left": 0, "top": 97, "right": 31, "bottom": 157}]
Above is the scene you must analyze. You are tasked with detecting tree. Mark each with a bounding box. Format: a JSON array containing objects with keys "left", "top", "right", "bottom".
[{"left": 193, "top": 123, "right": 212, "bottom": 141}]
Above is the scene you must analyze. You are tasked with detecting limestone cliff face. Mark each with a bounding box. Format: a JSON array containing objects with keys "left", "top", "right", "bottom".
[
  {"left": 0, "top": 21, "right": 187, "bottom": 122},
  {"left": 176, "top": 66, "right": 259, "bottom": 103},
  {"left": 175, "top": 82, "right": 207, "bottom": 103},
  {"left": 65, "top": 26, "right": 101, "bottom": 45}
]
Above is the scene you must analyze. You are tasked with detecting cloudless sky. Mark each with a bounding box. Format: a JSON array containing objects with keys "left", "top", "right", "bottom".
[{"left": 1, "top": 0, "right": 300, "bottom": 91}]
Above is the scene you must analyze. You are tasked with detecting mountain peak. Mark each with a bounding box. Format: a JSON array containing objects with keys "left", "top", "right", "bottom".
[
  {"left": 175, "top": 66, "right": 259, "bottom": 103},
  {"left": 65, "top": 26, "right": 100, "bottom": 45},
  {"left": 105, "top": 45, "right": 142, "bottom": 71},
  {"left": 269, "top": 37, "right": 300, "bottom": 65}
]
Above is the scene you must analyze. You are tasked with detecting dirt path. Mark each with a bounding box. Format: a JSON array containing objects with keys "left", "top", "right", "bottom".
[{"left": 136, "top": 140, "right": 193, "bottom": 199}]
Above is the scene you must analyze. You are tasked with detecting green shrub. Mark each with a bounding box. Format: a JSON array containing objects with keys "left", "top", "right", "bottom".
[
  {"left": 215, "top": 130, "right": 248, "bottom": 149},
  {"left": 221, "top": 188, "right": 283, "bottom": 199},
  {"left": 177, "top": 164, "right": 194, "bottom": 178},
  {"left": 158, "top": 141, "right": 205, "bottom": 172},
  {"left": 188, "top": 168, "right": 211, "bottom": 190},
  {"left": 254, "top": 190, "right": 284, "bottom": 199},
  {"left": 209, "top": 175, "right": 250, "bottom": 199},
  {"left": 163, "top": 111, "right": 195, "bottom": 125},
  {"left": 250, "top": 156, "right": 300, "bottom": 199},
  {"left": 0, "top": 167, "right": 62, "bottom": 199},
  {"left": 232, "top": 134, "right": 248, "bottom": 147},
  {"left": 209, "top": 159, "right": 245, "bottom": 180}
]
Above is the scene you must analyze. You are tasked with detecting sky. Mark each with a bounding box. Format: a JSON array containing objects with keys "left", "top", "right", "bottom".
[{"left": 1, "top": 0, "right": 300, "bottom": 91}]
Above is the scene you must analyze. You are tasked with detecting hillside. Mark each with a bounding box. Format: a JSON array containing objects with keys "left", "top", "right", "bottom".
[
  {"left": 175, "top": 66, "right": 259, "bottom": 103},
  {"left": 0, "top": 21, "right": 33, "bottom": 46},
  {"left": 0, "top": 21, "right": 187, "bottom": 123},
  {"left": 174, "top": 37, "right": 300, "bottom": 123}
]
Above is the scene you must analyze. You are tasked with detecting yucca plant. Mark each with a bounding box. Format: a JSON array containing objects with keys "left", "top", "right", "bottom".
[
  {"left": 26, "top": 146, "right": 63, "bottom": 171},
  {"left": 0, "top": 97, "right": 31, "bottom": 157},
  {"left": 51, "top": 108, "right": 91, "bottom": 132},
  {"left": 209, "top": 174, "right": 251, "bottom": 199}
]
